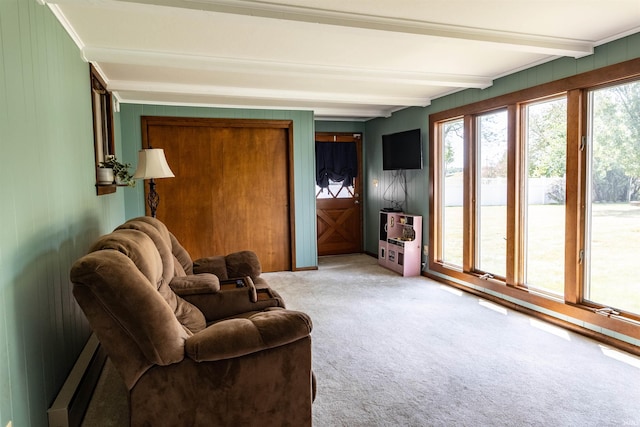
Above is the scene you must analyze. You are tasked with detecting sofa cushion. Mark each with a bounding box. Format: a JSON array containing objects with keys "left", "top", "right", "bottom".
[
  {"left": 185, "top": 308, "right": 312, "bottom": 362},
  {"left": 192, "top": 256, "right": 229, "bottom": 279},
  {"left": 225, "top": 251, "right": 262, "bottom": 280},
  {"left": 90, "top": 229, "right": 163, "bottom": 286},
  {"left": 71, "top": 250, "right": 189, "bottom": 366},
  {"left": 91, "top": 229, "right": 206, "bottom": 334},
  {"left": 170, "top": 273, "right": 220, "bottom": 296},
  {"left": 170, "top": 232, "right": 194, "bottom": 275},
  {"left": 116, "top": 220, "right": 174, "bottom": 284}
]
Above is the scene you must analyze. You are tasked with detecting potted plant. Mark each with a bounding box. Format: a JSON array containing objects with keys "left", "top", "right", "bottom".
[
  {"left": 99, "top": 155, "right": 136, "bottom": 187},
  {"left": 96, "top": 160, "right": 114, "bottom": 185}
]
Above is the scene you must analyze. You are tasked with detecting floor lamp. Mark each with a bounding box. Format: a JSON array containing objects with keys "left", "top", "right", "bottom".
[{"left": 133, "top": 148, "right": 175, "bottom": 218}]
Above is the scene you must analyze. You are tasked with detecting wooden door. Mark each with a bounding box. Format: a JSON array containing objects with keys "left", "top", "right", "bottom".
[
  {"left": 316, "top": 133, "right": 363, "bottom": 256},
  {"left": 142, "top": 117, "right": 293, "bottom": 272}
]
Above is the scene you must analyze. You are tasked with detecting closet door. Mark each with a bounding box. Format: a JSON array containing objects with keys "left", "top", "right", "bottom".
[{"left": 142, "top": 117, "right": 293, "bottom": 272}]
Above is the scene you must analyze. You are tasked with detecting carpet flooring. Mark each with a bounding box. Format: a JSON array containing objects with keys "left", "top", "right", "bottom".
[{"left": 82, "top": 254, "right": 640, "bottom": 426}]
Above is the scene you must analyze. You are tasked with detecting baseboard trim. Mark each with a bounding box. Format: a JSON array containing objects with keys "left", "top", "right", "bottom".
[{"left": 48, "top": 333, "right": 107, "bottom": 427}]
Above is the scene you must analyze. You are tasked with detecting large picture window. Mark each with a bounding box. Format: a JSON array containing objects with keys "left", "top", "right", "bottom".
[
  {"left": 429, "top": 58, "right": 640, "bottom": 342},
  {"left": 586, "top": 81, "right": 640, "bottom": 315}
]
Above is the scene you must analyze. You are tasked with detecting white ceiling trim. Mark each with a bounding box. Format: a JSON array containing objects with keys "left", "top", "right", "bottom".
[
  {"left": 84, "top": 47, "right": 494, "bottom": 89},
  {"left": 108, "top": 80, "right": 432, "bottom": 107},
  {"left": 43, "top": 0, "right": 595, "bottom": 57},
  {"left": 115, "top": 96, "right": 388, "bottom": 120},
  {"left": 104, "top": 0, "right": 595, "bottom": 58}
]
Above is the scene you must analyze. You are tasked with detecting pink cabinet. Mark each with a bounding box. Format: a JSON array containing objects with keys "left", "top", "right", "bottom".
[{"left": 378, "top": 211, "right": 422, "bottom": 276}]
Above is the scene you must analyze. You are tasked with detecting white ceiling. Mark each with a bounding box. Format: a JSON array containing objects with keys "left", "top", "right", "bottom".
[{"left": 42, "top": 0, "right": 640, "bottom": 121}]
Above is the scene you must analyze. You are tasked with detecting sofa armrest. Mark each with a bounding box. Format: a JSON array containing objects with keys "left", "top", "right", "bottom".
[
  {"left": 224, "top": 250, "right": 262, "bottom": 280},
  {"left": 185, "top": 308, "right": 312, "bottom": 362},
  {"left": 183, "top": 276, "right": 284, "bottom": 322},
  {"left": 169, "top": 273, "right": 220, "bottom": 296},
  {"left": 192, "top": 255, "right": 228, "bottom": 279}
]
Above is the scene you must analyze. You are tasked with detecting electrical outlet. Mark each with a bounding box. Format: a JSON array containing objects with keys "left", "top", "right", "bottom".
[{"left": 423, "top": 245, "right": 429, "bottom": 256}]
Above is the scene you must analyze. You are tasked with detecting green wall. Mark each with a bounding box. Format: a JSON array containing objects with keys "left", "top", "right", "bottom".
[
  {"left": 363, "top": 107, "right": 429, "bottom": 252},
  {"left": 0, "top": 1, "right": 126, "bottom": 426},
  {"left": 364, "top": 32, "right": 640, "bottom": 259},
  {"left": 119, "top": 104, "right": 318, "bottom": 269},
  {"left": 315, "top": 120, "right": 365, "bottom": 134}
]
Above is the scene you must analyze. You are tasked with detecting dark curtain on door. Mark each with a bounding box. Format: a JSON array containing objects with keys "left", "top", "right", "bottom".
[{"left": 315, "top": 141, "right": 358, "bottom": 190}]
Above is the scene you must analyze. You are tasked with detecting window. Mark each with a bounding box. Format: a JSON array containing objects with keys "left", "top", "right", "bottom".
[
  {"left": 476, "top": 110, "right": 508, "bottom": 278},
  {"left": 429, "top": 58, "right": 640, "bottom": 340},
  {"left": 523, "top": 97, "right": 567, "bottom": 295},
  {"left": 586, "top": 81, "right": 640, "bottom": 315},
  {"left": 440, "top": 118, "right": 464, "bottom": 268}
]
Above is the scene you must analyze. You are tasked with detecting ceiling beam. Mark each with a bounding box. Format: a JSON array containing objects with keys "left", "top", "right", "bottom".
[
  {"left": 98, "top": 0, "right": 595, "bottom": 58},
  {"left": 84, "top": 47, "right": 493, "bottom": 89},
  {"left": 108, "top": 80, "right": 432, "bottom": 107},
  {"left": 114, "top": 94, "right": 391, "bottom": 120}
]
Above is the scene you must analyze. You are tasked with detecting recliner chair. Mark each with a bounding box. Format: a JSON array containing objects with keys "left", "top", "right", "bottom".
[
  {"left": 116, "top": 216, "right": 286, "bottom": 320},
  {"left": 70, "top": 221, "right": 314, "bottom": 426}
]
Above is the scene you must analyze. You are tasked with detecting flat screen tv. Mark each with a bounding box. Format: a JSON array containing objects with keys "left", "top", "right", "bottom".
[{"left": 382, "top": 128, "right": 422, "bottom": 170}]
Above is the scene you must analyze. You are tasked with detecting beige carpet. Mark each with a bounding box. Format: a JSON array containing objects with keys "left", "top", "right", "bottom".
[{"left": 83, "top": 254, "right": 640, "bottom": 426}]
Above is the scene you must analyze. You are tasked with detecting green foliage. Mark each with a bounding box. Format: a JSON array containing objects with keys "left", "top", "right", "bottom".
[
  {"left": 99, "top": 155, "right": 136, "bottom": 187},
  {"left": 443, "top": 119, "right": 463, "bottom": 176},
  {"left": 526, "top": 98, "right": 567, "bottom": 178},
  {"left": 591, "top": 81, "right": 640, "bottom": 201},
  {"left": 523, "top": 82, "right": 640, "bottom": 203},
  {"left": 478, "top": 111, "right": 508, "bottom": 178}
]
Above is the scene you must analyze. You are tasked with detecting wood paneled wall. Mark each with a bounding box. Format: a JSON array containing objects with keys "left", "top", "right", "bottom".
[{"left": 0, "top": 2, "right": 126, "bottom": 426}]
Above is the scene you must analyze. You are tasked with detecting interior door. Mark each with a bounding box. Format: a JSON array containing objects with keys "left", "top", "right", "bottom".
[
  {"left": 315, "top": 132, "right": 363, "bottom": 256},
  {"left": 142, "top": 117, "right": 293, "bottom": 272}
]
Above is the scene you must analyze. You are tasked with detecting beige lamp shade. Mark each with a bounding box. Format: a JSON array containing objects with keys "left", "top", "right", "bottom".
[{"left": 133, "top": 148, "right": 175, "bottom": 179}]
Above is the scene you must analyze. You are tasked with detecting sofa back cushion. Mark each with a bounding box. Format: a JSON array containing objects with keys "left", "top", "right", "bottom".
[
  {"left": 116, "top": 218, "right": 174, "bottom": 282},
  {"left": 90, "top": 229, "right": 206, "bottom": 334},
  {"left": 72, "top": 249, "right": 189, "bottom": 369},
  {"left": 170, "top": 232, "right": 194, "bottom": 275},
  {"left": 120, "top": 216, "right": 194, "bottom": 276}
]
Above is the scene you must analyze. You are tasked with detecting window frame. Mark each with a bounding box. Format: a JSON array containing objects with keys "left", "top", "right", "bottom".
[
  {"left": 90, "top": 64, "right": 116, "bottom": 195},
  {"left": 428, "top": 58, "right": 640, "bottom": 342}
]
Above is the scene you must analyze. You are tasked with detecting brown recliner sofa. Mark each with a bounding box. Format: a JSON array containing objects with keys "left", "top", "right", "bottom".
[
  {"left": 116, "top": 216, "right": 287, "bottom": 320},
  {"left": 70, "top": 216, "right": 314, "bottom": 426}
]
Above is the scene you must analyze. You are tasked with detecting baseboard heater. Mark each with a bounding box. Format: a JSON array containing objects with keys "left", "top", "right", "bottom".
[{"left": 48, "top": 333, "right": 107, "bottom": 427}]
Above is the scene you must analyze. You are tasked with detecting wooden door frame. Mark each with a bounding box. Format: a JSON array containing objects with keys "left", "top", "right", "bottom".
[
  {"left": 141, "top": 116, "right": 297, "bottom": 270},
  {"left": 314, "top": 131, "right": 364, "bottom": 254}
]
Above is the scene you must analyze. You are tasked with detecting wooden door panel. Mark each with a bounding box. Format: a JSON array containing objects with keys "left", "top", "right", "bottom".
[
  {"left": 317, "top": 198, "right": 361, "bottom": 254},
  {"left": 142, "top": 117, "right": 292, "bottom": 272},
  {"left": 222, "top": 127, "right": 290, "bottom": 270},
  {"left": 151, "top": 125, "right": 225, "bottom": 259},
  {"left": 315, "top": 133, "right": 363, "bottom": 256}
]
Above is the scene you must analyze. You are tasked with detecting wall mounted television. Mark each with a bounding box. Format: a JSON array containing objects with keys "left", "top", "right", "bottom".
[{"left": 382, "top": 128, "right": 423, "bottom": 170}]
